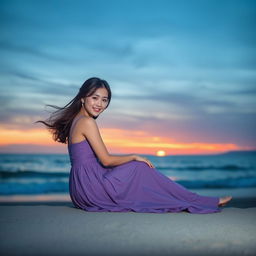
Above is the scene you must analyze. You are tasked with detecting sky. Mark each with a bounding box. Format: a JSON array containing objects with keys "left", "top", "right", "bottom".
[{"left": 0, "top": 0, "right": 255, "bottom": 155}]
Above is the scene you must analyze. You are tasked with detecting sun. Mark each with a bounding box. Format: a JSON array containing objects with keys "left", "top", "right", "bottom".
[{"left": 156, "top": 150, "right": 166, "bottom": 157}]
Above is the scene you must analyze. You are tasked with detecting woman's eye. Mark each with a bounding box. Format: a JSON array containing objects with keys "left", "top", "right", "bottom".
[{"left": 92, "top": 96, "right": 108, "bottom": 102}]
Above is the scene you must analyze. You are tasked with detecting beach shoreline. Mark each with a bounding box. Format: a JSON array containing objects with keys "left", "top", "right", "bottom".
[
  {"left": 1, "top": 196, "right": 256, "bottom": 209},
  {"left": 1, "top": 187, "right": 256, "bottom": 203}
]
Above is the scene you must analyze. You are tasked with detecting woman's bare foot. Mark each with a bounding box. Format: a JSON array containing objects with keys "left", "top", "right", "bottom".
[{"left": 218, "top": 196, "right": 232, "bottom": 206}]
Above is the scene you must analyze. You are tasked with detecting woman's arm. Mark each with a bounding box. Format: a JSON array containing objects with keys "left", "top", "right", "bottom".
[
  {"left": 77, "top": 117, "right": 154, "bottom": 168},
  {"left": 78, "top": 117, "right": 134, "bottom": 167}
]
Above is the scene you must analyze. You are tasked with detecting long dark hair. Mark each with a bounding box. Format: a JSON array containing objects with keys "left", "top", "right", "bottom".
[{"left": 36, "top": 77, "right": 112, "bottom": 144}]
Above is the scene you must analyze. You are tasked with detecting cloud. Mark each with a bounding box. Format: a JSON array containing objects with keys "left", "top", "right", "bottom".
[
  {"left": 0, "top": 0, "right": 255, "bottom": 149},
  {"left": 0, "top": 40, "right": 71, "bottom": 63}
]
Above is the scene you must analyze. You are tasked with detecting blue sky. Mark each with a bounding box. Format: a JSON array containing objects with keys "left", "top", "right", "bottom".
[{"left": 0, "top": 0, "right": 255, "bottom": 152}]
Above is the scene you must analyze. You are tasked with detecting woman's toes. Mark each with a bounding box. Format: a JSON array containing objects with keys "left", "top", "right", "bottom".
[{"left": 219, "top": 196, "right": 232, "bottom": 206}]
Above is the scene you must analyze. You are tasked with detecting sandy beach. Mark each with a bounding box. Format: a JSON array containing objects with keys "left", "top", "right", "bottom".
[{"left": 0, "top": 196, "right": 256, "bottom": 256}]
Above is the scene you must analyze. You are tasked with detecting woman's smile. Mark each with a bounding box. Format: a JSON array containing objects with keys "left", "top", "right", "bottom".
[{"left": 92, "top": 107, "right": 101, "bottom": 113}]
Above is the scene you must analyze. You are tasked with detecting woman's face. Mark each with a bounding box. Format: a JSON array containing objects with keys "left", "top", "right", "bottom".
[{"left": 82, "top": 87, "right": 109, "bottom": 118}]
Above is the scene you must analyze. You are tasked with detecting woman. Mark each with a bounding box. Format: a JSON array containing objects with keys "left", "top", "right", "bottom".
[{"left": 38, "top": 77, "right": 232, "bottom": 214}]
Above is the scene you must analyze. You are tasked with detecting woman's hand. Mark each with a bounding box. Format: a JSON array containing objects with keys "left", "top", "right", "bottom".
[{"left": 133, "top": 155, "right": 155, "bottom": 168}]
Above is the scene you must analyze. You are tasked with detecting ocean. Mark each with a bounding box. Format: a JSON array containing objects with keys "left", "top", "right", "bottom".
[{"left": 0, "top": 151, "right": 256, "bottom": 197}]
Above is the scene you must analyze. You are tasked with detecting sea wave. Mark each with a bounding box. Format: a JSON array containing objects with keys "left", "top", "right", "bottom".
[
  {"left": 0, "top": 163, "right": 253, "bottom": 176},
  {"left": 158, "top": 164, "right": 252, "bottom": 171},
  {"left": 1, "top": 176, "right": 256, "bottom": 195},
  {"left": 0, "top": 170, "right": 68, "bottom": 179},
  {"left": 0, "top": 181, "right": 68, "bottom": 195},
  {"left": 177, "top": 176, "right": 256, "bottom": 188}
]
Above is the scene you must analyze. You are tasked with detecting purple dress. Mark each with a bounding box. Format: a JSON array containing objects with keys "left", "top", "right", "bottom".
[{"left": 68, "top": 118, "right": 221, "bottom": 214}]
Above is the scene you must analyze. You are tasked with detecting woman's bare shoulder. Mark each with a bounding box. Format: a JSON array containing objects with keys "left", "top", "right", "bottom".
[{"left": 76, "top": 116, "right": 97, "bottom": 130}]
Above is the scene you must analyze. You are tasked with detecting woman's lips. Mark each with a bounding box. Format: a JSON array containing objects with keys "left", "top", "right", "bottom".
[{"left": 93, "top": 108, "right": 101, "bottom": 112}]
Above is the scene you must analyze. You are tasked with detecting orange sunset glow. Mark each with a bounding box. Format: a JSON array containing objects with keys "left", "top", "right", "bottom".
[{"left": 0, "top": 127, "right": 244, "bottom": 155}]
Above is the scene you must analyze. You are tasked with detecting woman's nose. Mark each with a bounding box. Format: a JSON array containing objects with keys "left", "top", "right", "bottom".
[{"left": 96, "top": 100, "right": 103, "bottom": 107}]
